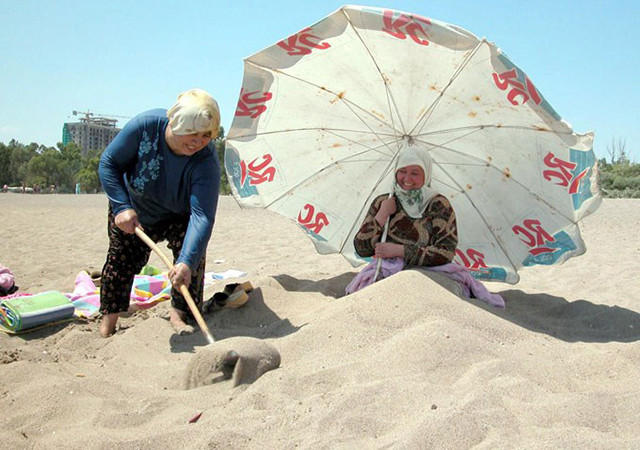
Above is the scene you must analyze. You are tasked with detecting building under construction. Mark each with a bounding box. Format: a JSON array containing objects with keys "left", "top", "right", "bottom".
[{"left": 62, "top": 111, "right": 123, "bottom": 155}]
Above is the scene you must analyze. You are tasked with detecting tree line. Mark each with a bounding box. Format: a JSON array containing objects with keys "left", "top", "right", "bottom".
[
  {"left": 0, "top": 132, "right": 637, "bottom": 198},
  {"left": 0, "top": 129, "right": 230, "bottom": 195},
  {"left": 598, "top": 158, "right": 640, "bottom": 198},
  {"left": 597, "top": 138, "right": 639, "bottom": 198}
]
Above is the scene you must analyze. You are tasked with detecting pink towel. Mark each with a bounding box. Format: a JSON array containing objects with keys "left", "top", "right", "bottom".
[
  {"left": 67, "top": 270, "right": 173, "bottom": 318},
  {"left": 68, "top": 271, "right": 98, "bottom": 300},
  {"left": 345, "top": 258, "right": 405, "bottom": 294},
  {"left": 426, "top": 263, "right": 505, "bottom": 308}
]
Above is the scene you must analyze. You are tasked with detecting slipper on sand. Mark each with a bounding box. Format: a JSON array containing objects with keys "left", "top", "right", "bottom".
[
  {"left": 89, "top": 270, "right": 102, "bottom": 287},
  {"left": 225, "top": 290, "right": 249, "bottom": 309},
  {"left": 223, "top": 281, "right": 254, "bottom": 295},
  {"left": 202, "top": 290, "right": 249, "bottom": 313}
]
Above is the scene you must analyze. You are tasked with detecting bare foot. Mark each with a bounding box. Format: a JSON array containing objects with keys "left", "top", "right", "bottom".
[
  {"left": 99, "top": 313, "right": 119, "bottom": 338},
  {"left": 169, "top": 308, "right": 195, "bottom": 335}
]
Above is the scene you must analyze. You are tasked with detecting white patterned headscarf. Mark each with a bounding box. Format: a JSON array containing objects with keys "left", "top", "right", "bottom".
[
  {"left": 393, "top": 146, "right": 438, "bottom": 218},
  {"left": 167, "top": 88, "right": 220, "bottom": 136}
]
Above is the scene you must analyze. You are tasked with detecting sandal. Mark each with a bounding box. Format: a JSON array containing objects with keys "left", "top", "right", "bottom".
[
  {"left": 202, "top": 290, "right": 249, "bottom": 313},
  {"left": 223, "top": 281, "right": 254, "bottom": 295},
  {"left": 90, "top": 271, "right": 102, "bottom": 287}
]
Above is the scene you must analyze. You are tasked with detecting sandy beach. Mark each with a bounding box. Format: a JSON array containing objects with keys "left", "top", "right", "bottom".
[{"left": 1, "top": 193, "right": 639, "bottom": 449}]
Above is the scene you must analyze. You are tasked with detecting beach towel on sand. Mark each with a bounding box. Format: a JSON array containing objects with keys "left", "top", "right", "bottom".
[
  {"left": 69, "top": 265, "right": 234, "bottom": 317},
  {"left": 1, "top": 266, "right": 251, "bottom": 330},
  {"left": 0, "top": 291, "right": 75, "bottom": 333},
  {"left": 69, "top": 267, "right": 173, "bottom": 318}
]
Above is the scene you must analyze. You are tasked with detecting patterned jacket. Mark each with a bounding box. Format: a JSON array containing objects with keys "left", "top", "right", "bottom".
[{"left": 354, "top": 193, "right": 458, "bottom": 267}]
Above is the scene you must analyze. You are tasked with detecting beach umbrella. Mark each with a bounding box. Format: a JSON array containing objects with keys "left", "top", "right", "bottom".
[{"left": 224, "top": 5, "right": 601, "bottom": 284}]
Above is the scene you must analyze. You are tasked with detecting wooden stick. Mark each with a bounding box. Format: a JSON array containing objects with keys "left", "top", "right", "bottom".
[
  {"left": 373, "top": 192, "right": 394, "bottom": 282},
  {"left": 134, "top": 227, "right": 214, "bottom": 344}
]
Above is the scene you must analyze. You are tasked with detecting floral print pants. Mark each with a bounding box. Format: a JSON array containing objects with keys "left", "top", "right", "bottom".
[{"left": 99, "top": 209, "right": 205, "bottom": 317}]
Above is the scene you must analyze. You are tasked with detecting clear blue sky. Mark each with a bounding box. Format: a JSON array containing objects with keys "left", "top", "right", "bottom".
[{"left": 1, "top": 0, "right": 638, "bottom": 160}]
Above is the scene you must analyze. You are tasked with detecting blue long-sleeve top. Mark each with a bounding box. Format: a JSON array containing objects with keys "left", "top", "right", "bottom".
[{"left": 99, "top": 109, "right": 220, "bottom": 269}]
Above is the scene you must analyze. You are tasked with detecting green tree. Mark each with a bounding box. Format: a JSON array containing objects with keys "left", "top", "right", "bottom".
[
  {"left": 0, "top": 142, "right": 11, "bottom": 185},
  {"left": 8, "top": 140, "right": 38, "bottom": 186},
  {"left": 21, "top": 141, "right": 82, "bottom": 192},
  {"left": 26, "top": 147, "right": 61, "bottom": 187},
  {"left": 76, "top": 149, "right": 103, "bottom": 193},
  {"left": 57, "top": 142, "right": 83, "bottom": 192},
  {"left": 598, "top": 156, "right": 640, "bottom": 198}
]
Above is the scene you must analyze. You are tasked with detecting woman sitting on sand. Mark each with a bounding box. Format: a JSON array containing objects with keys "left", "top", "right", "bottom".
[
  {"left": 346, "top": 146, "right": 458, "bottom": 293},
  {"left": 98, "top": 89, "right": 221, "bottom": 337}
]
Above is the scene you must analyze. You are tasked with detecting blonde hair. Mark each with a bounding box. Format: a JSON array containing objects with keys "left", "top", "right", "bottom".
[{"left": 167, "top": 88, "right": 220, "bottom": 137}]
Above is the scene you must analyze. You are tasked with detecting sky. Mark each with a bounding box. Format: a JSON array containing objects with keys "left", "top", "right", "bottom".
[{"left": 1, "top": 0, "right": 638, "bottom": 161}]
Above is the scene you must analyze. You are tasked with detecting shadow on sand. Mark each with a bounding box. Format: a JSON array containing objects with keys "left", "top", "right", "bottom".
[
  {"left": 272, "top": 272, "right": 358, "bottom": 299},
  {"left": 272, "top": 271, "right": 640, "bottom": 344},
  {"left": 481, "top": 289, "right": 640, "bottom": 343},
  {"left": 169, "top": 287, "right": 302, "bottom": 353}
]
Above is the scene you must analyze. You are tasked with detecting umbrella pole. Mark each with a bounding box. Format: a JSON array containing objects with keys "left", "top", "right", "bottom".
[
  {"left": 373, "top": 218, "right": 390, "bottom": 282},
  {"left": 134, "top": 227, "right": 215, "bottom": 344},
  {"left": 373, "top": 191, "right": 395, "bottom": 282}
]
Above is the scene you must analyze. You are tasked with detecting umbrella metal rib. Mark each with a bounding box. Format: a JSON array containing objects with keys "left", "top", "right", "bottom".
[
  {"left": 426, "top": 155, "right": 520, "bottom": 272},
  {"left": 259, "top": 137, "right": 403, "bottom": 211},
  {"left": 409, "top": 39, "right": 485, "bottom": 138},
  {"left": 229, "top": 126, "right": 397, "bottom": 145},
  {"left": 418, "top": 137, "right": 584, "bottom": 274},
  {"left": 419, "top": 134, "right": 582, "bottom": 224},
  {"left": 243, "top": 60, "right": 404, "bottom": 153},
  {"left": 414, "top": 124, "right": 575, "bottom": 140},
  {"left": 341, "top": 7, "right": 408, "bottom": 137},
  {"left": 336, "top": 146, "right": 402, "bottom": 255}
]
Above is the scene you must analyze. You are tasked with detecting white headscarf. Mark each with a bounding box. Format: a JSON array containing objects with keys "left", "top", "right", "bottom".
[
  {"left": 393, "top": 146, "right": 438, "bottom": 218},
  {"left": 167, "top": 88, "right": 220, "bottom": 136}
]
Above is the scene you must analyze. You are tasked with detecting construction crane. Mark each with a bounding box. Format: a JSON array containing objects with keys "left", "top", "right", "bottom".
[{"left": 72, "top": 109, "right": 132, "bottom": 124}]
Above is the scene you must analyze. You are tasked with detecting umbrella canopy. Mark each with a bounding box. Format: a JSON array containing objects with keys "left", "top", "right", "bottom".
[{"left": 225, "top": 5, "right": 601, "bottom": 284}]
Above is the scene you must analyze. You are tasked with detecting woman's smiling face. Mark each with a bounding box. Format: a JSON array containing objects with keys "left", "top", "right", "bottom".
[
  {"left": 167, "top": 130, "right": 213, "bottom": 156},
  {"left": 395, "top": 165, "right": 425, "bottom": 190}
]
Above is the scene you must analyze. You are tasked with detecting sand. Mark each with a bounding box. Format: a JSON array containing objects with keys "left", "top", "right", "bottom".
[{"left": 1, "top": 193, "right": 639, "bottom": 449}]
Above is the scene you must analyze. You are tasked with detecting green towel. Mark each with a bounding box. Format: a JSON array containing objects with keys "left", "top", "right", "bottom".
[{"left": 0, "top": 291, "right": 74, "bottom": 333}]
